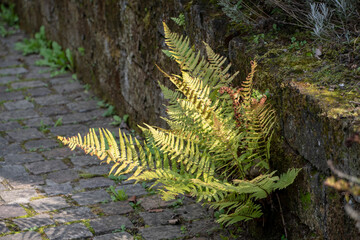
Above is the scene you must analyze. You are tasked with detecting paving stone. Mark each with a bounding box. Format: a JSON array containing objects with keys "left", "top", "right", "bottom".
[
  {"left": 24, "top": 139, "right": 59, "bottom": 151},
  {"left": 34, "top": 94, "right": 69, "bottom": 106},
  {"left": 30, "top": 196, "right": 70, "bottom": 213},
  {"left": 0, "top": 121, "right": 22, "bottom": 131},
  {"left": 93, "top": 232, "right": 134, "bottom": 240},
  {"left": 140, "top": 195, "right": 175, "bottom": 211},
  {"left": 7, "top": 128, "right": 43, "bottom": 141},
  {"left": 44, "top": 223, "right": 93, "bottom": 240},
  {"left": 42, "top": 182, "right": 73, "bottom": 196},
  {"left": 25, "top": 67, "right": 52, "bottom": 79},
  {"left": 25, "top": 160, "right": 68, "bottom": 175},
  {"left": 49, "top": 76, "right": 73, "bottom": 85},
  {"left": 67, "top": 91, "right": 91, "bottom": 102},
  {"left": 52, "top": 206, "right": 96, "bottom": 223},
  {"left": 3, "top": 99, "right": 34, "bottom": 110},
  {"left": 187, "top": 219, "right": 220, "bottom": 236},
  {"left": 47, "top": 169, "right": 79, "bottom": 183},
  {"left": 26, "top": 86, "right": 52, "bottom": 97},
  {"left": 61, "top": 110, "right": 102, "bottom": 125},
  {"left": 12, "top": 80, "right": 46, "bottom": 89},
  {"left": 0, "top": 59, "right": 22, "bottom": 68},
  {"left": 0, "top": 75, "right": 18, "bottom": 84},
  {"left": 13, "top": 213, "right": 54, "bottom": 230},
  {"left": 0, "top": 67, "right": 27, "bottom": 75},
  {"left": 139, "top": 225, "right": 183, "bottom": 240},
  {"left": 71, "top": 155, "right": 100, "bottom": 167},
  {"left": 77, "top": 165, "right": 111, "bottom": 175},
  {"left": 98, "top": 201, "right": 133, "bottom": 215},
  {"left": 76, "top": 177, "right": 114, "bottom": 190},
  {"left": 0, "top": 91, "right": 24, "bottom": 101},
  {"left": 7, "top": 175, "right": 44, "bottom": 189},
  {"left": 39, "top": 105, "right": 70, "bottom": 116},
  {"left": 67, "top": 100, "right": 99, "bottom": 113},
  {"left": 53, "top": 82, "right": 84, "bottom": 94},
  {"left": 0, "top": 203, "right": 27, "bottom": 219},
  {"left": 90, "top": 215, "right": 134, "bottom": 234},
  {"left": 50, "top": 124, "right": 89, "bottom": 137},
  {"left": 0, "top": 189, "right": 38, "bottom": 203},
  {"left": 0, "top": 108, "right": 39, "bottom": 121},
  {"left": 0, "top": 231, "right": 42, "bottom": 240},
  {"left": 72, "top": 189, "right": 111, "bottom": 205},
  {"left": 0, "top": 184, "right": 6, "bottom": 191},
  {"left": 139, "top": 209, "right": 175, "bottom": 226},
  {"left": 0, "top": 222, "right": 8, "bottom": 233},
  {"left": 0, "top": 143, "right": 24, "bottom": 157},
  {"left": 115, "top": 184, "right": 148, "bottom": 197},
  {"left": 4, "top": 152, "right": 43, "bottom": 164},
  {"left": 174, "top": 204, "right": 208, "bottom": 220},
  {"left": 23, "top": 117, "right": 54, "bottom": 127},
  {"left": 0, "top": 136, "right": 7, "bottom": 147},
  {"left": 42, "top": 147, "right": 75, "bottom": 160},
  {"left": 0, "top": 165, "right": 28, "bottom": 178}
]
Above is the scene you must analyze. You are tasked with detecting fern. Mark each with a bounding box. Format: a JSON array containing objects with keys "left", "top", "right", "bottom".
[{"left": 58, "top": 22, "right": 300, "bottom": 226}]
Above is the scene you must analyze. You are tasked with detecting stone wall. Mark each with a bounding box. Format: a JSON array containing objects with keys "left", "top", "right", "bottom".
[{"left": 13, "top": 0, "right": 360, "bottom": 239}]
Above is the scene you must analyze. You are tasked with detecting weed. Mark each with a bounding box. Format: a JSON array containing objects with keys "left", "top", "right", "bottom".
[
  {"left": 0, "top": 3, "right": 19, "bottom": 37},
  {"left": 54, "top": 117, "right": 62, "bottom": 127},
  {"left": 214, "top": 209, "right": 225, "bottom": 219},
  {"left": 108, "top": 174, "right": 127, "bottom": 183},
  {"left": 288, "top": 37, "right": 307, "bottom": 50},
  {"left": 78, "top": 47, "right": 85, "bottom": 56},
  {"left": 180, "top": 225, "right": 187, "bottom": 234},
  {"left": 129, "top": 201, "right": 142, "bottom": 210},
  {"left": 171, "top": 197, "right": 184, "bottom": 208},
  {"left": 171, "top": 13, "right": 185, "bottom": 27},
  {"left": 38, "top": 120, "right": 50, "bottom": 134},
  {"left": 79, "top": 173, "right": 99, "bottom": 179},
  {"left": 112, "top": 225, "right": 126, "bottom": 233},
  {"left": 111, "top": 114, "right": 129, "bottom": 126},
  {"left": 107, "top": 185, "right": 128, "bottom": 201},
  {"left": 15, "top": 26, "right": 49, "bottom": 55},
  {"left": 102, "top": 105, "right": 116, "bottom": 117},
  {"left": 83, "top": 83, "right": 91, "bottom": 92}
]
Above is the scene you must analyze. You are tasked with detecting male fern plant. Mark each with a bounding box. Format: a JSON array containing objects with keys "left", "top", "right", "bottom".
[{"left": 58, "top": 22, "right": 300, "bottom": 226}]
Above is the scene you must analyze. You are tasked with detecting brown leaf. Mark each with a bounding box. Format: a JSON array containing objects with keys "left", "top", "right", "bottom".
[
  {"left": 168, "top": 219, "right": 180, "bottom": 225},
  {"left": 148, "top": 208, "right": 164, "bottom": 213},
  {"left": 128, "top": 196, "right": 136, "bottom": 202}
]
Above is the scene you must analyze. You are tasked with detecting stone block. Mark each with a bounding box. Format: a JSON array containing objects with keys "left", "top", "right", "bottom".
[
  {"left": 77, "top": 165, "right": 111, "bottom": 175},
  {"left": 42, "top": 148, "right": 75, "bottom": 160},
  {"left": 174, "top": 204, "right": 208, "bottom": 220},
  {"left": 12, "top": 80, "right": 46, "bottom": 89},
  {"left": 13, "top": 213, "right": 54, "bottom": 230},
  {"left": 93, "top": 232, "right": 134, "bottom": 240},
  {"left": 140, "top": 195, "right": 174, "bottom": 211},
  {"left": 116, "top": 184, "right": 148, "bottom": 197},
  {"left": 34, "top": 94, "right": 69, "bottom": 106},
  {"left": 0, "top": 203, "right": 27, "bottom": 219},
  {"left": 7, "top": 128, "right": 43, "bottom": 142},
  {"left": 61, "top": 110, "right": 102, "bottom": 125},
  {"left": 47, "top": 169, "right": 79, "bottom": 183},
  {"left": 3, "top": 99, "right": 34, "bottom": 110},
  {"left": 4, "top": 152, "right": 43, "bottom": 164},
  {"left": 42, "top": 182, "right": 73, "bottom": 196},
  {"left": 0, "top": 109, "right": 39, "bottom": 121},
  {"left": 24, "top": 139, "right": 59, "bottom": 151},
  {"left": 53, "top": 82, "right": 83, "bottom": 94},
  {"left": 25, "top": 87, "right": 52, "bottom": 97},
  {"left": 72, "top": 189, "right": 111, "bottom": 205},
  {"left": 7, "top": 175, "right": 44, "bottom": 189},
  {"left": 98, "top": 201, "right": 133, "bottom": 215},
  {"left": 67, "top": 100, "right": 98, "bottom": 113},
  {"left": 0, "top": 222, "right": 8, "bottom": 233},
  {"left": 30, "top": 196, "right": 70, "bottom": 213},
  {"left": 139, "top": 209, "right": 175, "bottom": 226},
  {"left": 52, "top": 207, "right": 96, "bottom": 223},
  {"left": 90, "top": 215, "right": 134, "bottom": 234},
  {"left": 44, "top": 223, "right": 93, "bottom": 240},
  {"left": 0, "top": 67, "right": 27, "bottom": 75},
  {"left": 0, "top": 188, "right": 38, "bottom": 203},
  {"left": 39, "top": 105, "right": 70, "bottom": 116},
  {"left": 71, "top": 155, "right": 99, "bottom": 167},
  {"left": 24, "top": 117, "right": 54, "bottom": 127},
  {"left": 0, "top": 232, "right": 42, "bottom": 240},
  {"left": 25, "top": 160, "right": 68, "bottom": 175},
  {"left": 139, "top": 225, "right": 183, "bottom": 240},
  {"left": 0, "top": 76, "right": 18, "bottom": 84},
  {"left": 0, "top": 121, "right": 22, "bottom": 131},
  {"left": 50, "top": 124, "right": 89, "bottom": 137},
  {"left": 76, "top": 177, "right": 114, "bottom": 190}
]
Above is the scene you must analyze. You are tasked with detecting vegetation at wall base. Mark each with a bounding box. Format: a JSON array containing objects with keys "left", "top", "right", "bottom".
[{"left": 58, "top": 22, "right": 300, "bottom": 226}]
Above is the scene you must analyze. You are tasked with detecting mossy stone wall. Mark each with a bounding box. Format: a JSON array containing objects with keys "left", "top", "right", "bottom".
[{"left": 13, "top": 0, "right": 360, "bottom": 239}]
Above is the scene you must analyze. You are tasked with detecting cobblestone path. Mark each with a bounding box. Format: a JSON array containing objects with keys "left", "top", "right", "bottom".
[{"left": 0, "top": 32, "right": 231, "bottom": 239}]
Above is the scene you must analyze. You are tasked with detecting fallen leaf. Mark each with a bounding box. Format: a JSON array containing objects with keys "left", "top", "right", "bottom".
[
  {"left": 148, "top": 209, "right": 164, "bottom": 213},
  {"left": 128, "top": 196, "right": 136, "bottom": 202},
  {"left": 168, "top": 219, "right": 180, "bottom": 225}
]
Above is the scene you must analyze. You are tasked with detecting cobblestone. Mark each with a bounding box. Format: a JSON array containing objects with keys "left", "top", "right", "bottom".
[
  {"left": 89, "top": 215, "right": 134, "bottom": 234},
  {"left": 30, "top": 196, "right": 70, "bottom": 213},
  {"left": 44, "top": 223, "right": 93, "bottom": 240},
  {"left": 12, "top": 213, "right": 54, "bottom": 230},
  {"left": 25, "top": 160, "right": 68, "bottom": 175}
]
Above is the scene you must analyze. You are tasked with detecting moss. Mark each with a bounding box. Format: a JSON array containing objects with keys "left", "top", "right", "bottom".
[{"left": 300, "top": 192, "right": 311, "bottom": 210}]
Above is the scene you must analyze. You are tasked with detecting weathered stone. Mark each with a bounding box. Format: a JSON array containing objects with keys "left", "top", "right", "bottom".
[
  {"left": 39, "top": 105, "right": 70, "bottom": 116},
  {"left": 52, "top": 206, "right": 96, "bottom": 223},
  {"left": 3, "top": 99, "right": 34, "bottom": 110},
  {"left": 49, "top": 76, "right": 72, "bottom": 85},
  {"left": 53, "top": 82, "right": 83, "bottom": 94},
  {"left": 139, "top": 225, "right": 183, "bottom": 240},
  {"left": 42, "top": 182, "right": 73, "bottom": 196},
  {"left": 0, "top": 91, "right": 25, "bottom": 102},
  {"left": 140, "top": 195, "right": 174, "bottom": 211},
  {"left": 0, "top": 121, "right": 22, "bottom": 131},
  {"left": 70, "top": 155, "right": 100, "bottom": 167},
  {"left": 93, "top": 232, "right": 134, "bottom": 240},
  {"left": 44, "top": 223, "right": 93, "bottom": 240},
  {"left": 7, "top": 175, "right": 44, "bottom": 189},
  {"left": 139, "top": 209, "right": 175, "bottom": 226},
  {"left": 76, "top": 177, "right": 114, "bottom": 190},
  {"left": 30, "top": 196, "right": 70, "bottom": 213},
  {"left": 98, "top": 201, "right": 133, "bottom": 215},
  {"left": 90, "top": 215, "right": 134, "bottom": 234},
  {"left": 174, "top": 204, "right": 208, "bottom": 220},
  {"left": 26, "top": 87, "right": 52, "bottom": 97},
  {"left": 24, "top": 117, "right": 54, "bottom": 127},
  {"left": 0, "top": 75, "right": 18, "bottom": 84},
  {"left": 0, "top": 231, "right": 42, "bottom": 240},
  {"left": 0, "top": 203, "right": 27, "bottom": 219},
  {"left": 0, "top": 143, "right": 24, "bottom": 157},
  {"left": 24, "top": 139, "right": 59, "bottom": 151},
  {"left": 0, "top": 222, "right": 8, "bottom": 233},
  {"left": 50, "top": 124, "right": 89, "bottom": 137},
  {"left": 187, "top": 219, "right": 220, "bottom": 236},
  {"left": 13, "top": 213, "right": 54, "bottom": 230},
  {"left": 12, "top": 80, "right": 46, "bottom": 89},
  {"left": 0, "top": 183, "right": 6, "bottom": 191},
  {"left": 115, "top": 184, "right": 148, "bottom": 197},
  {"left": 0, "top": 109, "right": 39, "bottom": 121},
  {"left": 0, "top": 67, "right": 27, "bottom": 75},
  {"left": 25, "top": 160, "right": 68, "bottom": 175},
  {"left": 7, "top": 128, "right": 43, "bottom": 142},
  {"left": 34, "top": 94, "right": 69, "bottom": 106},
  {"left": 61, "top": 110, "right": 102, "bottom": 125},
  {"left": 77, "top": 165, "right": 111, "bottom": 175},
  {"left": 4, "top": 152, "right": 43, "bottom": 164},
  {"left": 67, "top": 100, "right": 98, "bottom": 113},
  {"left": 42, "top": 147, "right": 75, "bottom": 160},
  {"left": 0, "top": 189, "right": 38, "bottom": 203},
  {"left": 25, "top": 67, "right": 52, "bottom": 79},
  {"left": 72, "top": 189, "right": 111, "bottom": 205},
  {"left": 47, "top": 169, "right": 79, "bottom": 183},
  {"left": 0, "top": 165, "right": 28, "bottom": 178}
]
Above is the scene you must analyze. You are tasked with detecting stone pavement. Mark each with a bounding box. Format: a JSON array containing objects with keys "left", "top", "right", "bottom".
[{"left": 0, "top": 32, "right": 231, "bottom": 239}]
